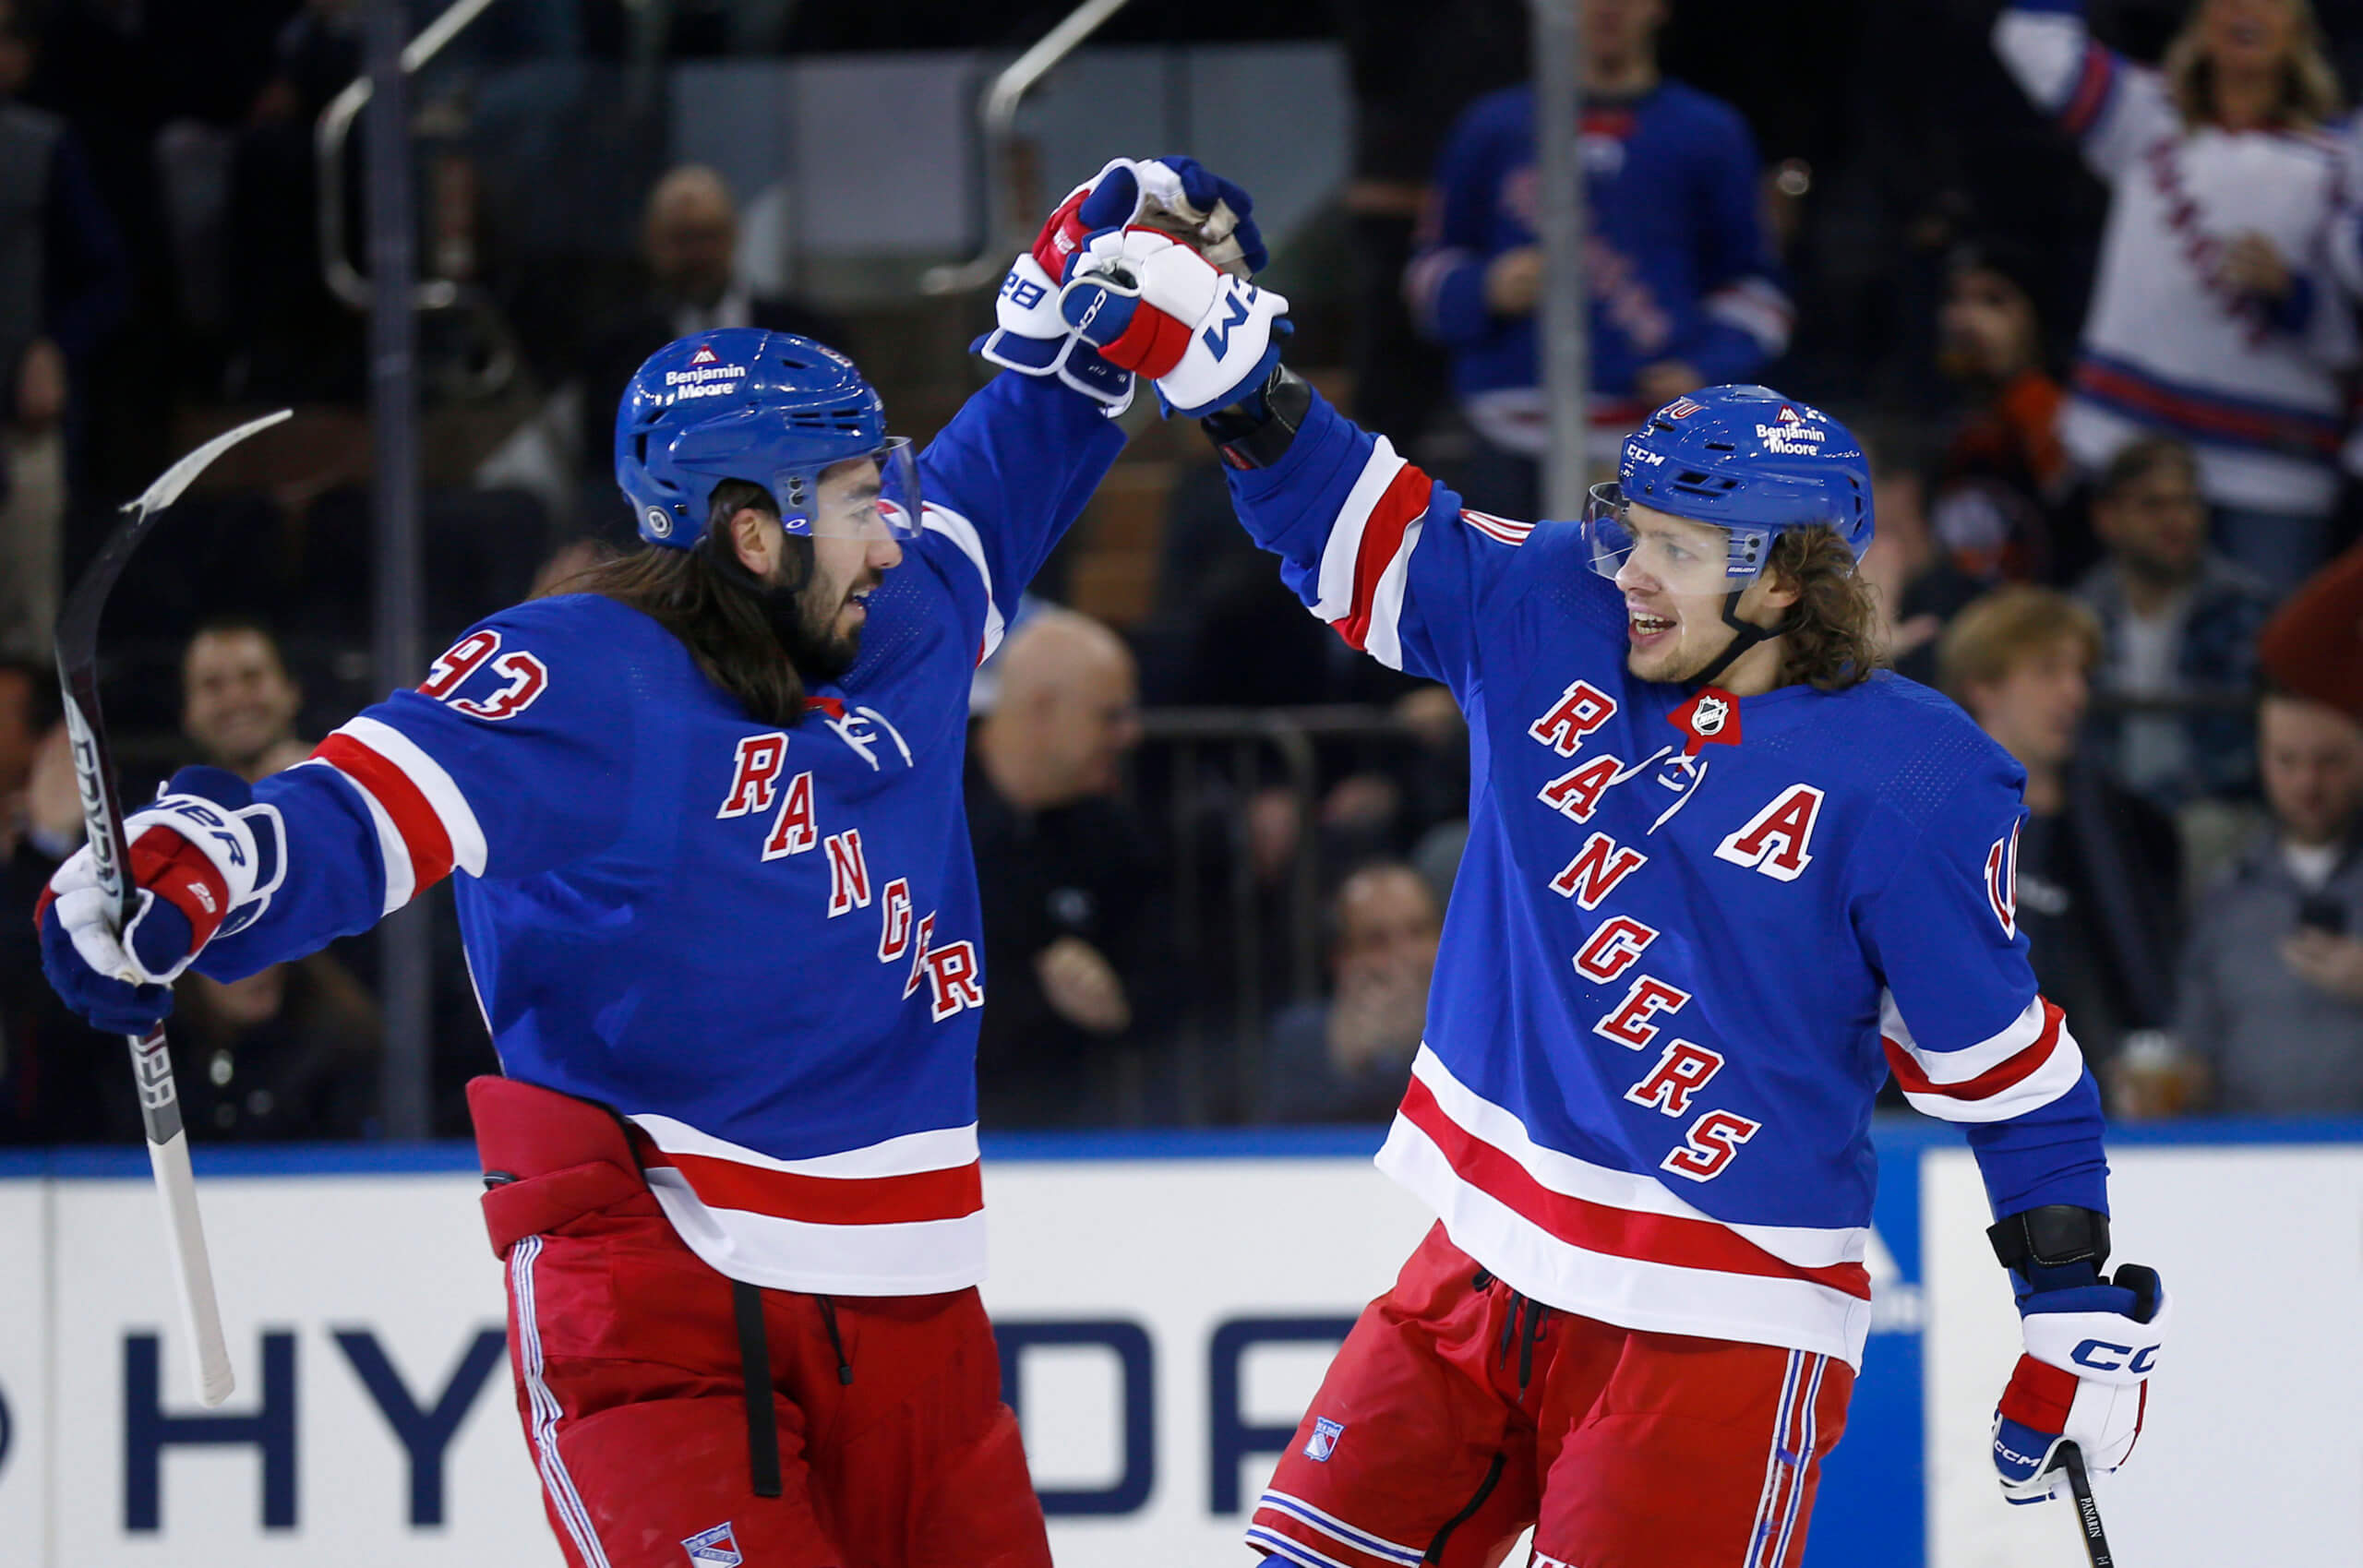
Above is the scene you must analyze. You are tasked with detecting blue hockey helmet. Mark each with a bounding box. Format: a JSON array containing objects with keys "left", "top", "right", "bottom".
[
  {"left": 1583, "top": 385, "right": 1873, "bottom": 592},
  {"left": 616, "top": 328, "right": 921, "bottom": 550}
]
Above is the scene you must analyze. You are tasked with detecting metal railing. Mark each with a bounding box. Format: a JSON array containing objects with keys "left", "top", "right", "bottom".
[
  {"left": 1129, "top": 705, "right": 1429, "bottom": 1123},
  {"left": 919, "top": 0, "right": 1134, "bottom": 295},
  {"left": 316, "top": 0, "right": 504, "bottom": 312}
]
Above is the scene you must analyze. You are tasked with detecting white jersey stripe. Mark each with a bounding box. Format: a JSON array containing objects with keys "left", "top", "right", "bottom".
[
  {"left": 1376, "top": 1110, "right": 1873, "bottom": 1367},
  {"left": 920, "top": 503, "right": 1007, "bottom": 662},
  {"left": 1879, "top": 991, "right": 2049, "bottom": 1085},
  {"left": 1897, "top": 1025, "right": 2085, "bottom": 1124},
  {"left": 1460, "top": 509, "right": 1532, "bottom": 546},
  {"left": 628, "top": 1112, "right": 978, "bottom": 1179},
  {"left": 1361, "top": 518, "right": 1423, "bottom": 673},
  {"left": 336, "top": 715, "right": 489, "bottom": 876},
  {"left": 1406, "top": 1047, "right": 1866, "bottom": 1267},
  {"left": 642, "top": 1167, "right": 988, "bottom": 1295},
  {"left": 1311, "top": 439, "right": 1410, "bottom": 624},
  {"left": 1706, "top": 280, "right": 1794, "bottom": 356},
  {"left": 294, "top": 757, "right": 414, "bottom": 916}
]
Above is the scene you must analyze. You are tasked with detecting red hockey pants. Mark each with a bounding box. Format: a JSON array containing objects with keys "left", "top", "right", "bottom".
[
  {"left": 468, "top": 1076, "right": 1050, "bottom": 1568},
  {"left": 1250, "top": 1223, "right": 1854, "bottom": 1568}
]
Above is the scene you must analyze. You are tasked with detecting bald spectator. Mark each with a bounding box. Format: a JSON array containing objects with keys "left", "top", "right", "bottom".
[
  {"left": 181, "top": 619, "right": 312, "bottom": 783},
  {"left": 576, "top": 165, "right": 844, "bottom": 519},
  {"left": 2161, "top": 689, "right": 2363, "bottom": 1115},
  {"left": 966, "top": 609, "right": 1164, "bottom": 1128},
  {"left": 1265, "top": 861, "right": 1443, "bottom": 1124}
]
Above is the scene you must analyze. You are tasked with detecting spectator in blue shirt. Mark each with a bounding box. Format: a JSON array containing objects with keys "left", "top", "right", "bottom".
[{"left": 1404, "top": 0, "right": 1788, "bottom": 517}]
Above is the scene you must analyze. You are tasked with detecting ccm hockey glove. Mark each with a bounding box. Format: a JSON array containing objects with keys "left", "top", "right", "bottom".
[
  {"left": 1986, "top": 1206, "right": 2168, "bottom": 1503},
  {"left": 1057, "top": 227, "right": 1291, "bottom": 418},
  {"left": 35, "top": 766, "right": 284, "bottom": 1033}
]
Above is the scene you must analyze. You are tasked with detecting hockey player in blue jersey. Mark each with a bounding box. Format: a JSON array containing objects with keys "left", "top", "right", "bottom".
[
  {"left": 33, "top": 157, "right": 1261, "bottom": 1568},
  {"left": 1057, "top": 223, "right": 2166, "bottom": 1564}
]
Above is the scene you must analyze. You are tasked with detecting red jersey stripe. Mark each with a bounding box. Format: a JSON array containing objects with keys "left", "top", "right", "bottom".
[
  {"left": 313, "top": 732, "right": 457, "bottom": 892},
  {"left": 1398, "top": 1074, "right": 1873, "bottom": 1300},
  {"left": 1884, "top": 999, "right": 2064, "bottom": 1100},
  {"left": 1331, "top": 462, "right": 1433, "bottom": 652},
  {"left": 2060, "top": 43, "right": 2117, "bottom": 138},
  {"left": 637, "top": 1140, "right": 986, "bottom": 1227}
]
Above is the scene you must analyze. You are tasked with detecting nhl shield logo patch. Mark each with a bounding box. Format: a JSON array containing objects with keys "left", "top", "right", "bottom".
[
  {"left": 1304, "top": 1416, "right": 1346, "bottom": 1462},
  {"left": 682, "top": 1522, "right": 744, "bottom": 1566}
]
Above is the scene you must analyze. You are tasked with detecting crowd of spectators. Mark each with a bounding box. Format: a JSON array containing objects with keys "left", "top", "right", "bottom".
[{"left": 2, "top": 0, "right": 2361, "bottom": 1143}]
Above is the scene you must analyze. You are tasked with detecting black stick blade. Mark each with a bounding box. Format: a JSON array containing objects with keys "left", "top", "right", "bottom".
[{"left": 54, "top": 409, "right": 292, "bottom": 669}]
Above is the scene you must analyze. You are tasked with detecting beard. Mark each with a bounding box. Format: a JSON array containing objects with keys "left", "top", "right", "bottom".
[{"left": 754, "top": 564, "right": 864, "bottom": 685}]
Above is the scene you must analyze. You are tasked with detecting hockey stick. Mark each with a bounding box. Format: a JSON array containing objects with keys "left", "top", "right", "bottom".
[
  {"left": 2056, "top": 1442, "right": 2117, "bottom": 1568},
  {"left": 54, "top": 408, "right": 292, "bottom": 1407}
]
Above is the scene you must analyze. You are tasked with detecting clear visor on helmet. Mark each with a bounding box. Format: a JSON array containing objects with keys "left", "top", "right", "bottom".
[
  {"left": 777, "top": 436, "right": 922, "bottom": 543},
  {"left": 1580, "top": 482, "right": 1768, "bottom": 595}
]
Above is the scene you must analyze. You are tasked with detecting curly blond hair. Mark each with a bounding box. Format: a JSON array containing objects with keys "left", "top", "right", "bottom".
[{"left": 1771, "top": 527, "right": 1881, "bottom": 692}]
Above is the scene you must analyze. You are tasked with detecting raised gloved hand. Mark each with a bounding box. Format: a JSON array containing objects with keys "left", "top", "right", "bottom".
[
  {"left": 1986, "top": 1208, "right": 2167, "bottom": 1504},
  {"left": 35, "top": 766, "right": 283, "bottom": 1034},
  {"left": 1056, "top": 226, "right": 1291, "bottom": 418},
  {"left": 977, "top": 157, "right": 1266, "bottom": 412}
]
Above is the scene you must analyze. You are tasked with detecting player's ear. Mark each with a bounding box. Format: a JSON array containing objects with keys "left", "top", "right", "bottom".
[
  {"left": 730, "top": 506, "right": 778, "bottom": 578},
  {"left": 1753, "top": 563, "right": 1804, "bottom": 614}
]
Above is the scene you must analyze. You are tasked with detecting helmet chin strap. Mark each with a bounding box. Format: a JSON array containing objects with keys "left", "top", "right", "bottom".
[{"left": 1686, "top": 585, "right": 1795, "bottom": 690}]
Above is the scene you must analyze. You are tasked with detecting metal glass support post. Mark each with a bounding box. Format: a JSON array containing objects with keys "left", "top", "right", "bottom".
[
  {"left": 364, "top": 0, "right": 432, "bottom": 1139},
  {"left": 1531, "top": 0, "right": 1589, "bottom": 519}
]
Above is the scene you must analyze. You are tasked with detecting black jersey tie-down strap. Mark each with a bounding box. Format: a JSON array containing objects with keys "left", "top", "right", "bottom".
[{"left": 731, "top": 1280, "right": 785, "bottom": 1498}]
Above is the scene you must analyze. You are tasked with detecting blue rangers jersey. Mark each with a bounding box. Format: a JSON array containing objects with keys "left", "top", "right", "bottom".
[
  {"left": 1406, "top": 83, "right": 1792, "bottom": 460},
  {"left": 197, "top": 370, "right": 1125, "bottom": 1296},
  {"left": 1227, "top": 391, "right": 2108, "bottom": 1368}
]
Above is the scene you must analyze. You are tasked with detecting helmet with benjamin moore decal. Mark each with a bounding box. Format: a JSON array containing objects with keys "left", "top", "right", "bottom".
[
  {"left": 1583, "top": 385, "right": 1873, "bottom": 592},
  {"left": 617, "top": 328, "right": 920, "bottom": 550}
]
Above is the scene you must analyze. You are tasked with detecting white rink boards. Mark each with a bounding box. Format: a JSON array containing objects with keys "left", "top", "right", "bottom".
[{"left": 0, "top": 1126, "right": 2355, "bottom": 1567}]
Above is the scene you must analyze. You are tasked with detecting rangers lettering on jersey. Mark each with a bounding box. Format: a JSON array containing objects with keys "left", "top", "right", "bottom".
[
  {"left": 1216, "top": 383, "right": 2104, "bottom": 1368},
  {"left": 194, "top": 365, "right": 1132, "bottom": 1299}
]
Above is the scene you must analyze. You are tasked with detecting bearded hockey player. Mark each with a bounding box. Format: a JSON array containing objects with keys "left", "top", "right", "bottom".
[
  {"left": 1057, "top": 224, "right": 2165, "bottom": 1565},
  {"left": 36, "top": 157, "right": 1259, "bottom": 1568}
]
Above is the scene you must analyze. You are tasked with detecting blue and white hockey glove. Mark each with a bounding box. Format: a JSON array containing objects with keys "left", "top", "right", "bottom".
[
  {"left": 975, "top": 157, "right": 1157, "bottom": 411},
  {"left": 34, "top": 766, "right": 284, "bottom": 1033},
  {"left": 976, "top": 157, "right": 1267, "bottom": 413},
  {"left": 1987, "top": 1208, "right": 2168, "bottom": 1504},
  {"left": 1057, "top": 227, "right": 1291, "bottom": 418}
]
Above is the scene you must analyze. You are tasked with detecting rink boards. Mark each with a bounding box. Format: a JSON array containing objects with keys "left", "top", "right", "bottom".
[{"left": 0, "top": 1121, "right": 2356, "bottom": 1568}]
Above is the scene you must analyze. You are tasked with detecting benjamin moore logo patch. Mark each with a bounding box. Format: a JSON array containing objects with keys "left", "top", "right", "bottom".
[{"left": 682, "top": 1522, "right": 744, "bottom": 1565}]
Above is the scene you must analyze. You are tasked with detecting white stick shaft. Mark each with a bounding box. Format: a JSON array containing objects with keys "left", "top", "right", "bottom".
[{"left": 147, "top": 1131, "right": 235, "bottom": 1406}]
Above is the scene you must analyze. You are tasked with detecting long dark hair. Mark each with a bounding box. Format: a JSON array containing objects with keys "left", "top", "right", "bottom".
[
  {"left": 1772, "top": 526, "right": 1880, "bottom": 692},
  {"left": 551, "top": 481, "right": 819, "bottom": 727}
]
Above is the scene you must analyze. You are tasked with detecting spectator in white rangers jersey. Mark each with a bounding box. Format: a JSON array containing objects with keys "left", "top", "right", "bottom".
[{"left": 1997, "top": 0, "right": 2357, "bottom": 593}]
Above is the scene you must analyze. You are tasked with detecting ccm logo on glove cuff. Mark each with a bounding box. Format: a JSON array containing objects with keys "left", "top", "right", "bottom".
[{"left": 2069, "top": 1339, "right": 2157, "bottom": 1374}]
